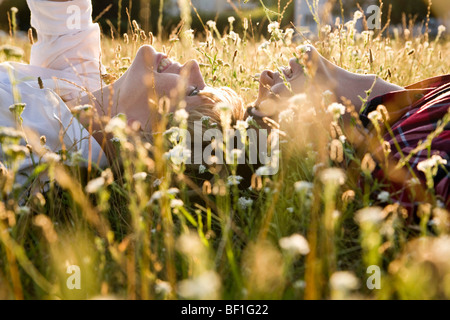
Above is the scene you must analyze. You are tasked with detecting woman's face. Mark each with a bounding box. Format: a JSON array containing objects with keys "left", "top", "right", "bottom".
[
  {"left": 253, "top": 45, "right": 326, "bottom": 117},
  {"left": 129, "top": 45, "right": 210, "bottom": 111}
]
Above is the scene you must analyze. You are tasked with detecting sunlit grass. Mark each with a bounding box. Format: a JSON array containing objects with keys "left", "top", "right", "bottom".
[{"left": 0, "top": 2, "right": 449, "bottom": 300}]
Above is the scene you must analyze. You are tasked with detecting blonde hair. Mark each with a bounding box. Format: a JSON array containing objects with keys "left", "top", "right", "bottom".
[{"left": 183, "top": 86, "right": 275, "bottom": 188}]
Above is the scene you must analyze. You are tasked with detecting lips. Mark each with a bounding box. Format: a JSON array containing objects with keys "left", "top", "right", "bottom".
[
  {"left": 282, "top": 66, "right": 293, "bottom": 79},
  {"left": 157, "top": 57, "right": 172, "bottom": 73}
]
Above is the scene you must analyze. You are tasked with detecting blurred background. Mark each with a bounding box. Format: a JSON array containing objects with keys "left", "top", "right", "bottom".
[{"left": 0, "top": 0, "right": 448, "bottom": 39}]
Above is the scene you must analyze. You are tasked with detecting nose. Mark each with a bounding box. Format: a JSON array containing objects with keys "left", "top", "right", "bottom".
[
  {"left": 260, "top": 70, "right": 283, "bottom": 87},
  {"left": 257, "top": 70, "right": 282, "bottom": 101},
  {"left": 181, "top": 60, "right": 206, "bottom": 90}
]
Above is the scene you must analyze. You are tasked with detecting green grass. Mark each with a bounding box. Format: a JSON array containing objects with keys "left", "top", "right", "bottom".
[{"left": 0, "top": 2, "right": 449, "bottom": 300}]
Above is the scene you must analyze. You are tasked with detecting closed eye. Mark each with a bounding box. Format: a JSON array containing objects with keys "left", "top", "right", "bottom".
[{"left": 188, "top": 86, "right": 200, "bottom": 96}]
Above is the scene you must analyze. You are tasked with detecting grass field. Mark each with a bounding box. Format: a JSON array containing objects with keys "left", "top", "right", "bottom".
[{"left": 0, "top": 1, "right": 449, "bottom": 300}]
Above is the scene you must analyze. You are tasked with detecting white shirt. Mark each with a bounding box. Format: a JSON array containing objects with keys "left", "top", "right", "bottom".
[{"left": 0, "top": 0, "right": 108, "bottom": 187}]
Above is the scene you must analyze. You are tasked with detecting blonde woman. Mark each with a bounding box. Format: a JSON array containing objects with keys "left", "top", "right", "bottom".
[{"left": 0, "top": 0, "right": 246, "bottom": 188}]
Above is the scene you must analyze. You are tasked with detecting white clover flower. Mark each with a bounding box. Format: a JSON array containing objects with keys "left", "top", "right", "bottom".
[
  {"left": 287, "top": 207, "right": 294, "bottom": 213},
  {"left": 105, "top": 115, "right": 127, "bottom": 134},
  {"left": 238, "top": 197, "right": 253, "bottom": 210},
  {"left": 155, "top": 280, "right": 172, "bottom": 296},
  {"left": 43, "top": 152, "right": 61, "bottom": 163},
  {"left": 353, "top": 10, "right": 363, "bottom": 21},
  {"left": 201, "top": 116, "right": 211, "bottom": 123},
  {"left": 229, "top": 31, "right": 240, "bottom": 42},
  {"left": 177, "top": 271, "right": 221, "bottom": 300},
  {"left": 72, "top": 104, "right": 93, "bottom": 114},
  {"left": 294, "top": 181, "right": 314, "bottom": 193},
  {"left": 148, "top": 191, "right": 163, "bottom": 205},
  {"left": 279, "top": 234, "right": 310, "bottom": 255},
  {"left": 165, "top": 145, "right": 191, "bottom": 165},
  {"left": 267, "top": 21, "right": 280, "bottom": 34},
  {"left": 206, "top": 20, "right": 216, "bottom": 29},
  {"left": 133, "top": 172, "right": 147, "bottom": 181},
  {"left": 85, "top": 177, "right": 106, "bottom": 194},
  {"left": 320, "top": 168, "right": 346, "bottom": 185},
  {"left": 377, "top": 191, "right": 390, "bottom": 202},
  {"left": 170, "top": 199, "right": 184, "bottom": 208},
  {"left": 296, "top": 44, "right": 311, "bottom": 53},
  {"left": 167, "top": 188, "right": 180, "bottom": 195},
  {"left": 327, "top": 102, "right": 346, "bottom": 118},
  {"left": 174, "top": 109, "right": 189, "bottom": 123},
  {"left": 235, "top": 120, "right": 249, "bottom": 131},
  {"left": 227, "top": 175, "right": 243, "bottom": 186},
  {"left": 417, "top": 155, "right": 447, "bottom": 173},
  {"left": 330, "top": 271, "right": 360, "bottom": 291},
  {"left": 198, "top": 164, "right": 207, "bottom": 174},
  {"left": 355, "top": 207, "right": 384, "bottom": 225},
  {"left": 245, "top": 116, "right": 256, "bottom": 126}
]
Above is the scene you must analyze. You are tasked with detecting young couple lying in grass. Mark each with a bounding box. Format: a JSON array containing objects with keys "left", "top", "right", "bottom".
[{"left": 1, "top": 0, "right": 448, "bottom": 213}]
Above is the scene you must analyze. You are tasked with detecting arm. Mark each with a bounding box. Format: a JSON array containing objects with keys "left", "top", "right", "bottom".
[{"left": 27, "top": 0, "right": 105, "bottom": 92}]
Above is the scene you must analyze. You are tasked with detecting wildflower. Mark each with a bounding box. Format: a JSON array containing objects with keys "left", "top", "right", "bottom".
[
  {"left": 377, "top": 191, "right": 390, "bottom": 202},
  {"left": 198, "top": 164, "right": 207, "bottom": 174},
  {"left": 320, "top": 168, "right": 346, "bottom": 185},
  {"left": 42, "top": 152, "right": 61, "bottom": 163},
  {"left": 178, "top": 271, "right": 221, "bottom": 300},
  {"left": 238, "top": 197, "right": 253, "bottom": 210},
  {"left": 327, "top": 102, "right": 346, "bottom": 119},
  {"left": 174, "top": 109, "right": 189, "bottom": 124},
  {"left": 245, "top": 116, "right": 257, "bottom": 127},
  {"left": 243, "top": 18, "right": 249, "bottom": 30},
  {"left": 227, "top": 175, "right": 243, "bottom": 186},
  {"left": 206, "top": 20, "right": 216, "bottom": 29},
  {"left": 330, "top": 271, "right": 360, "bottom": 292},
  {"left": 228, "top": 16, "right": 235, "bottom": 24},
  {"left": 165, "top": 145, "right": 191, "bottom": 165},
  {"left": 0, "top": 127, "right": 25, "bottom": 142},
  {"left": 85, "top": 177, "right": 106, "bottom": 193},
  {"left": 279, "top": 234, "right": 310, "bottom": 256},
  {"left": 170, "top": 199, "right": 184, "bottom": 208},
  {"left": 267, "top": 21, "right": 280, "bottom": 34},
  {"left": 105, "top": 115, "right": 127, "bottom": 134},
  {"left": 155, "top": 280, "right": 172, "bottom": 296},
  {"left": 417, "top": 155, "right": 447, "bottom": 173},
  {"left": 294, "top": 181, "right": 313, "bottom": 193},
  {"left": 355, "top": 207, "right": 384, "bottom": 225},
  {"left": 133, "top": 172, "right": 147, "bottom": 181},
  {"left": 353, "top": 10, "right": 363, "bottom": 21},
  {"left": 72, "top": 104, "right": 93, "bottom": 114},
  {"left": 287, "top": 207, "right": 294, "bottom": 213},
  {"left": 235, "top": 120, "right": 249, "bottom": 131}
]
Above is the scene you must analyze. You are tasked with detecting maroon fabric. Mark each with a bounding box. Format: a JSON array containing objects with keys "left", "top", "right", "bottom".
[{"left": 360, "top": 75, "right": 450, "bottom": 212}]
